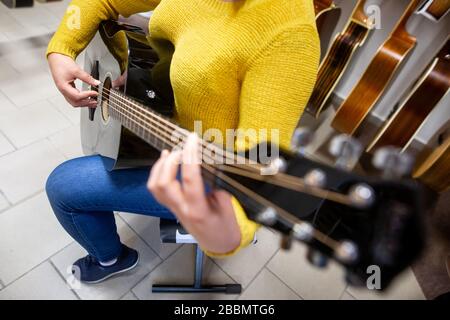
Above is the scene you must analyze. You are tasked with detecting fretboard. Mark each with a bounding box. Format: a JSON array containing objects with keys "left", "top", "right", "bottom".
[{"left": 104, "top": 88, "right": 179, "bottom": 152}]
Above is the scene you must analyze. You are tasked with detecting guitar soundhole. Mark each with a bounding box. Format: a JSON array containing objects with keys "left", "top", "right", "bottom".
[{"left": 101, "top": 76, "right": 112, "bottom": 124}]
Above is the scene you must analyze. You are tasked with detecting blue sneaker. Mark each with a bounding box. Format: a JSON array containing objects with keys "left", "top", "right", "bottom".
[{"left": 72, "top": 245, "right": 139, "bottom": 284}]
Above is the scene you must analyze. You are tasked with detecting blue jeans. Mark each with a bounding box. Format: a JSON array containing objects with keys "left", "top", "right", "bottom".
[{"left": 46, "top": 155, "right": 175, "bottom": 262}]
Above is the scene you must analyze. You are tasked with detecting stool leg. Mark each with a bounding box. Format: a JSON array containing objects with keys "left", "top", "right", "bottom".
[{"left": 194, "top": 245, "right": 203, "bottom": 289}]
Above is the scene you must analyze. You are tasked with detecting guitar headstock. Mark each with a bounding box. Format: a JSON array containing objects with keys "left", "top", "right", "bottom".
[{"left": 220, "top": 129, "right": 426, "bottom": 290}]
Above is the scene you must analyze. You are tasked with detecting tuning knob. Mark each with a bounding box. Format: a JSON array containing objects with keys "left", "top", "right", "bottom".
[
  {"left": 329, "top": 134, "right": 363, "bottom": 170},
  {"left": 292, "top": 223, "right": 314, "bottom": 242},
  {"left": 334, "top": 241, "right": 359, "bottom": 264},
  {"left": 260, "top": 156, "right": 287, "bottom": 176},
  {"left": 372, "top": 147, "right": 414, "bottom": 178},
  {"left": 307, "top": 249, "right": 329, "bottom": 268},
  {"left": 304, "top": 169, "right": 327, "bottom": 188},
  {"left": 348, "top": 183, "right": 375, "bottom": 209},
  {"left": 255, "top": 207, "right": 278, "bottom": 226},
  {"left": 291, "top": 128, "right": 314, "bottom": 156}
]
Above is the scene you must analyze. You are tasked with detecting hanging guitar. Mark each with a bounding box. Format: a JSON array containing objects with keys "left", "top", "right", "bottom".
[
  {"left": 332, "top": 0, "right": 421, "bottom": 135},
  {"left": 367, "top": 37, "right": 450, "bottom": 153},
  {"left": 306, "top": 0, "right": 374, "bottom": 118},
  {"left": 313, "top": 0, "right": 337, "bottom": 20},
  {"left": 81, "top": 20, "right": 427, "bottom": 290}
]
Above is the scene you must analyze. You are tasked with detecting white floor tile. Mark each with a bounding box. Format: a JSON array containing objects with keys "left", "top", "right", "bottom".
[
  {"left": 0, "top": 57, "right": 20, "bottom": 81},
  {"left": 0, "top": 71, "right": 56, "bottom": 107},
  {"left": 340, "top": 290, "right": 356, "bottom": 300},
  {"left": 132, "top": 245, "right": 237, "bottom": 300},
  {"left": 213, "top": 227, "right": 279, "bottom": 288},
  {"left": 2, "top": 21, "right": 50, "bottom": 41},
  {"left": 0, "top": 32, "right": 7, "bottom": 42},
  {"left": 347, "top": 268, "right": 426, "bottom": 300},
  {"left": 0, "top": 262, "right": 77, "bottom": 300},
  {"left": 48, "top": 95, "right": 81, "bottom": 125},
  {"left": 0, "top": 192, "right": 73, "bottom": 285},
  {"left": 0, "top": 139, "right": 66, "bottom": 204},
  {"left": 50, "top": 217, "right": 162, "bottom": 300},
  {"left": 0, "top": 132, "right": 14, "bottom": 156},
  {"left": 120, "top": 291, "right": 138, "bottom": 300},
  {"left": 48, "top": 125, "right": 83, "bottom": 159},
  {"left": 267, "top": 242, "right": 347, "bottom": 300},
  {"left": 0, "top": 192, "right": 9, "bottom": 212},
  {"left": 8, "top": 6, "right": 60, "bottom": 30},
  {"left": 119, "top": 213, "right": 181, "bottom": 260},
  {"left": 3, "top": 46, "right": 48, "bottom": 74},
  {"left": 0, "top": 99, "right": 71, "bottom": 148},
  {"left": 239, "top": 268, "right": 301, "bottom": 300},
  {"left": 0, "top": 91, "right": 17, "bottom": 117}
]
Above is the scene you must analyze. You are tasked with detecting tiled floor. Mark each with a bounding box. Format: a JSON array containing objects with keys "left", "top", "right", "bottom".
[{"left": 0, "top": 2, "right": 426, "bottom": 300}]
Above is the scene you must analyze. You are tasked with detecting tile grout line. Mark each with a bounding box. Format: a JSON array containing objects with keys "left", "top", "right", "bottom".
[
  {"left": 265, "top": 267, "right": 304, "bottom": 300},
  {"left": 0, "top": 129, "right": 18, "bottom": 151},
  {"left": 118, "top": 289, "right": 140, "bottom": 300},
  {"left": 0, "top": 188, "right": 45, "bottom": 215},
  {"left": 48, "top": 259, "right": 81, "bottom": 300}
]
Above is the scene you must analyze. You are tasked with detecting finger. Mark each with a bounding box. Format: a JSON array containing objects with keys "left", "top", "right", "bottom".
[
  {"left": 74, "top": 68, "right": 101, "bottom": 87},
  {"left": 73, "top": 98, "right": 98, "bottom": 108},
  {"left": 181, "top": 133, "right": 207, "bottom": 209},
  {"left": 112, "top": 71, "right": 127, "bottom": 89},
  {"left": 156, "top": 151, "right": 187, "bottom": 214},
  {"left": 147, "top": 150, "right": 169, "bottom": 191}
]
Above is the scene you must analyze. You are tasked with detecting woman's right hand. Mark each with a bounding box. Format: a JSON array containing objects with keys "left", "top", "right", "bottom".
[{"left": 48, "top": 53, "right": 100, "bottom": 108}]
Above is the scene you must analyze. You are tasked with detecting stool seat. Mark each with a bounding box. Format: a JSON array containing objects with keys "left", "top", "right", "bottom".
[{"left": 151, "top": 218, "right": 242, "bottom": 295}]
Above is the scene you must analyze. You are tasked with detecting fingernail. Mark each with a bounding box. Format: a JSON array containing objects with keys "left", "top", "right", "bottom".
[{"left": 94, "top": 80, "right": 101, "bottom": 86}]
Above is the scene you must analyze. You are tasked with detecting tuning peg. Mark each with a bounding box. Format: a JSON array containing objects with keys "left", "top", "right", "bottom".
[
  {"left": 304, "top": 169, "right": 327, "bottom": 188},
  {"left": 329, "top": 134, "right": 363, "bottom": 170},
  {"left": 292, "top": 223, "right": 314, "bottom": 242},
  {"left": 334, "top": 241, "right": 359, "bottom": 264},
  {"left": 307, "top": 249, "right": 329, "bottom": 268},
  {"left": 291, "top": 128, "right": 314, "bottom": 156},
  {"left": 260, "top": 156, "right": 287, "bottom": 176},
  {"left": 348, "top": 183, "right": 375, "bottom": 209},
  {"left": 372, "top": 147, "right": 414, "bottom": 178},
  {"left": 255, "top": 207, "right": 278, "bottom": 226},
  {"left": 280, "top": 235, "right": 293, "bottom": 250}
]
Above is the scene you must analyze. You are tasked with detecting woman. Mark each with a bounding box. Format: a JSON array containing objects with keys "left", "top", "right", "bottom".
[{"left": 46, "top": 0, "right": 319, "bottom": 283}]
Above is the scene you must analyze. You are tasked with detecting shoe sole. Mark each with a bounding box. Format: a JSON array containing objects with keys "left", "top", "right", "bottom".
[{"left": 82, "top": 252, "right": 140, "bottom": 284}]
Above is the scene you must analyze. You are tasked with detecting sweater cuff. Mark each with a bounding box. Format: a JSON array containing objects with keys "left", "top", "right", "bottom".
[
  {"left": 46, "top": 37, "right": 79, "bottom": 60},
  {"left": 204, "top": 196, "right": 259, "bottom": 258}
]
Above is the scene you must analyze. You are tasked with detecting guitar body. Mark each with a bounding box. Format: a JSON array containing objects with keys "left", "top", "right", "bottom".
[
  {"left": 331, "top": 0, "right": 420, "bottom": 135},
  {"left": 81, "top": 21, "right": 172, "bottom": 170},
  {"left": 314, "top": 0, "right": 336, "bottom": 19},
  {"left": 367, "top": 38, "right": 450, "bottom": 152},
  {"left": 307, "top": 0, "right": 372, "bottom": 118}
]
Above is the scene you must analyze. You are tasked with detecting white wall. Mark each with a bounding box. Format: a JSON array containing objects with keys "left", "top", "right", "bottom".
[{"left": 319, "top": 0, "right": 449, "bottom": 145}]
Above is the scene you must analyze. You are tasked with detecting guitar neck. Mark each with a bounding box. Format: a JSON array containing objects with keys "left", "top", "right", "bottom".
[{"left": 103, "top": 88, "right": 180, "bottom": 153}]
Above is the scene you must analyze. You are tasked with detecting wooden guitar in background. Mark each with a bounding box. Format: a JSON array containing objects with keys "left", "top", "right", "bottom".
[
  {"left": 314, "top": 0, "right": 337, "bottom": 19},
  {"left": 331, "top": 0, "right": 421, "bottom": 135},
  {"left": 367, "top": 37, "right": 450, "bottom": 153},
  {"left": 0, "top": 0, "right": 60, "bottom": 8},
  {"left": 306, "top": 0, "right": 374, "bottom": 118},
  {"left": 417, "top": 0, "right": 450, "bottom": 22},
  {"left": 413, "top": 136, "right": 450, "bottom": 193}
]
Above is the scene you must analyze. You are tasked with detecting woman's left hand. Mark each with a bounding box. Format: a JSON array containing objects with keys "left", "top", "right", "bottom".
[{"left": 147, "top": 133, "right": 241, "bottom": 255}]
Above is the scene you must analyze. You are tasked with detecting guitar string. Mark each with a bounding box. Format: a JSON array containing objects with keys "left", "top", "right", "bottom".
[
  {"left": 103, "top": 90, "right": 357, "bottom": 207},
  {"left": 104, "top": 97, "right": 340, "bottom": 250}
]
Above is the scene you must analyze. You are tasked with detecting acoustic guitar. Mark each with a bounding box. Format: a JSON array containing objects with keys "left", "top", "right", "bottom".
[
  {"left": 314, "top": 0, "right": 336, "bottom": 20},
  {"left": 331, "top": 0, "right": 421, "bottom": 135},
  {"left": 367, "top": 37, "right": 450, "bottom": 153},
  {"left": 80, "top": 20, "right": 427, "bottom": 289},
  {"left": 306, "top": 0, "right": 374, "bottom": 118},
  {"left": 417, "top": 0, "right": 450, "bottom": 21},
  {"left": 413, "top": 136, "right": 450, "bottom": 193}
]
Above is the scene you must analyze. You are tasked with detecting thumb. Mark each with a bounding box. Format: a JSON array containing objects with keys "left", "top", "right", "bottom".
[{"left": 75, "top": 68, "right": 101, "bottom": 87}]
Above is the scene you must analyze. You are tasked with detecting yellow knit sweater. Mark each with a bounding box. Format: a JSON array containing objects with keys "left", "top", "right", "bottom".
[{"left": 47, "top": 0, "right": 320, "bottom": 257}]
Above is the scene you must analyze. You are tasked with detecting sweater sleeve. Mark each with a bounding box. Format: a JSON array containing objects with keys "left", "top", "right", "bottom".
[
  {"left": 206, "top": 24, "right": 320, "bottom": 258},
  {"left": 46, "top": 0, "right": 160, "bottom": 59}
]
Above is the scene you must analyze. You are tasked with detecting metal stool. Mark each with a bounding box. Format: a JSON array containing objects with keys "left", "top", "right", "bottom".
[{"left": 151, "top": 218, "right": 242, "bottom": 294}]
